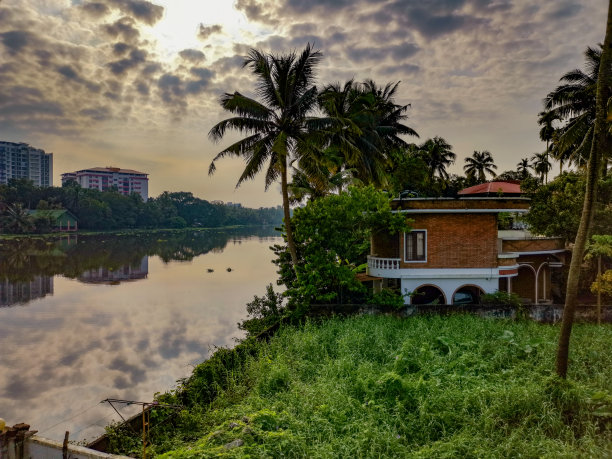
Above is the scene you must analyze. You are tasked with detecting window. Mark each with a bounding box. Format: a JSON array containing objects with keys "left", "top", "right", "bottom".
[{"left": 405, "top": 230, "right": 426, "bottom": 262}]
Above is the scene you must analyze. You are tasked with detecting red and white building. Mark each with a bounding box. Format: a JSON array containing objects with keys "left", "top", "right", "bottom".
[
  {"left": 368, "top": 182, "right": 567, "bottom": 305},
  {"left": 61, "top": 167, "right": 149, "bottom": 201}
]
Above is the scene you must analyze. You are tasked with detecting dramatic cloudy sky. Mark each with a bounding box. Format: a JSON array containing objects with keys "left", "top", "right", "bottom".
[{"left": 0, "top": 0, "right": 607, "bottom": 206}]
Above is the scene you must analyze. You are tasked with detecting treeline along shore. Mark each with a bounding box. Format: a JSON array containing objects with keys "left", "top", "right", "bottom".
[{"left": 0, "top": 178, "right": 284, "bottom": 233}]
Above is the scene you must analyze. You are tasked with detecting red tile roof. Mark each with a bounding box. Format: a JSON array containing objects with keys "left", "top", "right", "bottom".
[{"left": 458, "top": 181, "right": 521, "bottom": 196}]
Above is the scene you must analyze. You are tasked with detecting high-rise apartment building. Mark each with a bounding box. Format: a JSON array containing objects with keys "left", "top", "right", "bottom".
[
  {"left": 0, "top": 141, "right": 53, "bottom": 186},
  {"left": 61, "top": 166, "right": 149, "bottom": 201}
]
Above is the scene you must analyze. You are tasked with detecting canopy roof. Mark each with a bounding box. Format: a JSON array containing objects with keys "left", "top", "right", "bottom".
[{"left": 458, "top": 181, "right": 521, "bottom": 197}]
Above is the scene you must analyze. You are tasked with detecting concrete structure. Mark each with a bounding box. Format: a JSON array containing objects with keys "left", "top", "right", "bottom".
[
  {"left": 78, "top": 257, "right": 148, "bottom": 284},
  {"left": 61, "top": 167, "right": 149, "bottom": 201},
  {"left": 0, "top": 141, "right": 53, "bottom": 186},
  {"left": 0, "top": 423, "right": 129, "bottom": 459},
  {"left": 368, "top": 186, "right": 567, "bottom": 305}
]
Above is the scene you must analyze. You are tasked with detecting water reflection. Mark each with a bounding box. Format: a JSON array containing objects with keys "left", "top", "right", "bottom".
[
  {"left": 0, "top": 227, "right": 281, "bottom": 442},
  {"left": 0, "top": 276, "right": 54, "bottom": 307}
]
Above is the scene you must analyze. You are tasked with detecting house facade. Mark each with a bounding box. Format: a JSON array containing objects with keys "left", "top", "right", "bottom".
[{"left": 368, "top": 186, "right": 566, "bottom": 305}]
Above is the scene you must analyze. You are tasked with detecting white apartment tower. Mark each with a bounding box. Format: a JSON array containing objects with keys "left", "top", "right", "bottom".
[
  {"left": 61, "top": 167, "right": 149, "bottom": 201},
  {"left": 0, "top": 141, "right": 53, "bottom": 186}
]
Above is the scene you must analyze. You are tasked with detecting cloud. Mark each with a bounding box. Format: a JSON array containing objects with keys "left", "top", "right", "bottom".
[
  {"left": 107, "top": 0, "right": 164, "bottom": 25},
  {"left": 107, "top": 48, "right": 148, "bottom": 75},
  {"left": 179, "top": 49, "right": 206, "bottom": 63},
  {"left": 0, "top": 30, "right": 41, "bottom": 56},
  {"left": 198, "top": 24, "right": 223, "bottom": 40},
  {"left": 79, "top": 2, "right": 110, "bottom": 19},
  {"left": 102, "top": 17, "right": 141, "bottom": 43}
]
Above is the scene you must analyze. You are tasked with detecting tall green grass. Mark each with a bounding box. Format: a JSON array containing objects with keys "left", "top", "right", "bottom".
[{"left": 125, "top": 316, "right": 612, "bottom": 457}]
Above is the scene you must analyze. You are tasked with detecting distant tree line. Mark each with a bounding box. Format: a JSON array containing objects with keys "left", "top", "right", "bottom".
[{"left": 0, "top": 178, "right": 284, "bottom": 233}]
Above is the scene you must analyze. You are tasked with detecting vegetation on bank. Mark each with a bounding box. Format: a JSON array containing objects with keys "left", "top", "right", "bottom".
[
  {"left": 106, "top": 315, "right": 612, "bottom": 458},
  {"left": 0, "top": 179, "right": 284, "bottom": 233}
]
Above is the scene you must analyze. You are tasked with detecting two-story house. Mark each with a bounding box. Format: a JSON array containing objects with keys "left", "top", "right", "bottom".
[{"left": 367, "top": 182, "right": 567, "bottom": 305}]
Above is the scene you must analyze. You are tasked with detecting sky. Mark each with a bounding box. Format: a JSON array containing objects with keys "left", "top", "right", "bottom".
[{"left": 0, "top": 0, "right": 607, "bottom": 207}]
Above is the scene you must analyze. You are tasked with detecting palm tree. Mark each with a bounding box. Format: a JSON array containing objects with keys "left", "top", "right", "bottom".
[
  {"left": 313, "top": 79, "right": 418, "bottom": 187},
  {"left": 557, "top": 2, "right": 612, "bottom": 379},
  {"left": 463, "top": 150, "right": 497, "bottom": 183},
  {"left": 538, "top": 110, "right": 561, "bottom": 172},
  {"left": 416, "top": 137, "right": 456, "bottom": 181},
  {"left": 544, "top": 45, "right": 612, "bottom": 173},
  {"left": 531, "top": 152, "right": 552, "bottom": 183},
  {"left": 516, "top": 158, "right": 531, "bottom": 180},
  {"left": 208, "top": 44, "right": 322, "bottom": 268}
]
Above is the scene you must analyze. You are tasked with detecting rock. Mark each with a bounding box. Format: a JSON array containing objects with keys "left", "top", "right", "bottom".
[
  {"left": 228, "top": 422, "right": 239, "bottom": 429},
  {"left": 224, "top": 439, "right": 244, "bottom": 449},
  {"left": 241, "top": 416, "right": 250, "bottom": 424}
]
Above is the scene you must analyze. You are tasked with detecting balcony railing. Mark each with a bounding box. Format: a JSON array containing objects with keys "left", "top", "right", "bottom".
[{"left": 367, "top": 255, "right": 401, "bottom": 270}]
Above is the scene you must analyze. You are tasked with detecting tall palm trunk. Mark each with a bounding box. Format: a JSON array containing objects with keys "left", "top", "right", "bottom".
[
  {"left": 280, "top": 158, "right": 299, "bottom": 267},
  {"left": 556, "top": 0, "right": 612, "bottom": 378}
]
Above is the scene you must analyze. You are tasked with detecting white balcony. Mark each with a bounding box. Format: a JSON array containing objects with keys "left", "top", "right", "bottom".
[{"left": 367, "top": 256, "right": 401, "bottom": 277}]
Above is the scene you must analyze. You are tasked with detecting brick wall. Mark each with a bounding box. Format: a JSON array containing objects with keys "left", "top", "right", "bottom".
[
  {"left": 371, "top": 230, "right": 400, "bottom": 258},
  {"left": 400, "top": 214, "right": 498, "bottom": 269},
  {"left": 502, "top": 238, "right": 564, "bottom": 253}
]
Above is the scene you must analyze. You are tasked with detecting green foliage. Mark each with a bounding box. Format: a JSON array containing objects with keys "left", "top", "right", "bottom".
[
  {"left": 0, "top": 180, "right": 284, "bottom": 233},
  {"left": 238, "top": 284, "right": 285, "bottom": 337},
  {"left": 480, "top": 290, "right": 523, "bottom": 308},
  {"left": 277, "top": 186, "right": 409, "bottom": 306},
  {"left": 370, "top": 288, "right": 406, "bottom": 308},
  {"left": 129, "top": 315, "right": 612, "bottom": 458},
  {"left": 591, "top": 270, "right": 612, "bottom": 298},
  {"left": 522, "top": 172, "right": 612, "bottom": 241}
]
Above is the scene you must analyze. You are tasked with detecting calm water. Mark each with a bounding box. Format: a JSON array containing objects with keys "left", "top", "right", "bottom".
[{"left": 0, "top": 227, "right": 281, "bottom": 442}]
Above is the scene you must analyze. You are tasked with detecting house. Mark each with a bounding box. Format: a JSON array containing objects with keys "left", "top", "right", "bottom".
[
  {"left": 27, "top": 209, "right": 78, "bottom": 232},
  {"left": 367, "top": 182, "right": 567, "bottom": 305}
]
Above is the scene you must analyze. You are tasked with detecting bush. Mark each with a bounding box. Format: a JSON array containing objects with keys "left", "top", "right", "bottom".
[
  {"left": 370, "top": 288, "right": 406, "bottom": 308},
  {"left": 481, "top": 290, "right": 522, "bottom": 307}
]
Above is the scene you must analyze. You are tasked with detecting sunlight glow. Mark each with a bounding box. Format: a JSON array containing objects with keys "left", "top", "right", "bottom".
[{"left": 150, "top": 0, "right": 267, "bottom": 60}]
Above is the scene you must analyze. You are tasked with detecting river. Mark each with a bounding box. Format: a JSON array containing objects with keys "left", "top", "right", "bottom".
[{"left": 0, "top": 227, "right": 282, "bottom": 443}]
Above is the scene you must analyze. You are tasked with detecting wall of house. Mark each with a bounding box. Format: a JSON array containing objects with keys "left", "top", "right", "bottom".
[
  {"left": 400, "top": 213, "right": 498, "bottom": 269},
  {"left": 401, "top": 275, "right": 499, "bottom": 305},
  {"left": 502, "top": 238, "right": 564, "bottom": 253}
]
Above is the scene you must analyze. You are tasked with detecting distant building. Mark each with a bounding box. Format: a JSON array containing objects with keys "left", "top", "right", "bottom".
[
  {"left": 61, "top": 166, "right": 149, "bottom": 201},
  {"left": 27, "top": 209, "right": 78, "bottom": 232},
  {"left": 0, "top": 141, "right": 53, "bottom": 186},
  {"left": 78, "top": 257, "right": 148, "bottom": 285}
]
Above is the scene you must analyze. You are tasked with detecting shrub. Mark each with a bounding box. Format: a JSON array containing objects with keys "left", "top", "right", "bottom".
[{"left": 481, "top": 290, "right": 522, "bottom": 307}]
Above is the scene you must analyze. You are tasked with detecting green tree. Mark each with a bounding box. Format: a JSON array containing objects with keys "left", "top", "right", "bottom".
[
  {"left": 313, "top": 79, "right": 418, "bottom": 189},
  {"left": 531, "top": 151, "right": 552, "bottom": 183},
  {"left": 544, "top": 45, "right": 612, "bottom": 173},
  {"left": 516, "top": 158, "right": 532, "bottom": 180},
  {"left": 277, "top": 186, "right": 409, "bottom": 307},
  {"left": 208, "top": 44, "right": 322, "bottom": 268},
  {"left": 463, "top": 150, "right": 497, "bottom": 183},
  {"left": 415, "top": 137, "right": 456, "bottom": 182},
  {"left": 557, "top": 1, "right": 612, "bottom": 379}
]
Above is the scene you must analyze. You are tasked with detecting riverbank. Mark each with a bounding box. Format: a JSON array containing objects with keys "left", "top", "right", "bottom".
[
  {"left": 0, "top": 224, "right": 277, "bottom": 240},
  {"left": 104, "top": 314, "right": 612, "bottom": 458}
]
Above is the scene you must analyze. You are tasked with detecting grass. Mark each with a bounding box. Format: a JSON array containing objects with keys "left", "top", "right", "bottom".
[{"left": 109, "top": 315, "right": 612, "bottom": 458}]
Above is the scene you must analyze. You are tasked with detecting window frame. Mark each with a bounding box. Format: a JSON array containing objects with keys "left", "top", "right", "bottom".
[{"left": 404, "top": 230, "right": 427, "bottom": 263}]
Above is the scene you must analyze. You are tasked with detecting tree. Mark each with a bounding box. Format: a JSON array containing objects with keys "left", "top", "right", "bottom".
[
  {"left": 276, "top": 186, "right": 409, "bottom": 307},
  {"left": 463, "top": 150, "right": 497, "bottom": 183},
  {"left": 556, "top": 1, "right": 612, "bottom": 379},
  {"left": 208, "top": 44, "right": 322, "bottom": 268},
  {"left": 415, "top": 137, "right": 456, "bottom": 181},
  {"left": 544, "top": 45, "right": 612, "bottom": 173},
  {"left": 513, "top": 158, "right": 531, "bottom": 180},
  {"left": 313, "top": 79, "right": 418, "bottom": 188},
  {"left": 585, "top": 235, "right": 612, "bottom": 324},
  {"left": 531, "top": 152, "right": 552, "bottom": 183}
]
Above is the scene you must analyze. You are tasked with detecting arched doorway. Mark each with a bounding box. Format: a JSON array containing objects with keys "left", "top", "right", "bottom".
[
  {"left": 452, "top": 285, "right": 484, "bottom": 305},
  {"left": 514, "top": 264, "right": 536, "bottom": 303},
  {"left": 411, "top": 284, "right": 446, "bottom": 305}
]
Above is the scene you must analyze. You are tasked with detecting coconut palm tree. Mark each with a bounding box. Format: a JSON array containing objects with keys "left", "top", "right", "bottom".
[
  {"left": 544, "top": 45, "right": 612, "bottom": 174},
  {"left": 313, "top": 79, "right": 418, "bottom": 188},
  {"left": 557, "top": 2, "right": 612, "bottom": 379},
  {"left": 208, "top": 44, "right": 322, "bottom": 268},
  {"left": 516, "top": 158, "right": 531, "bottom": 180},
  {"left": 531, "top": 152, "right": 552, "bottom": 183},
  {"left": 538, "top": 110, "right": 561, "bottom": 172},
  {"left": 416, "top": 137, "right": 456, "bottom": 181},
  {"left": 463, "top": 150, "right": 497, "bottom": 183}
]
